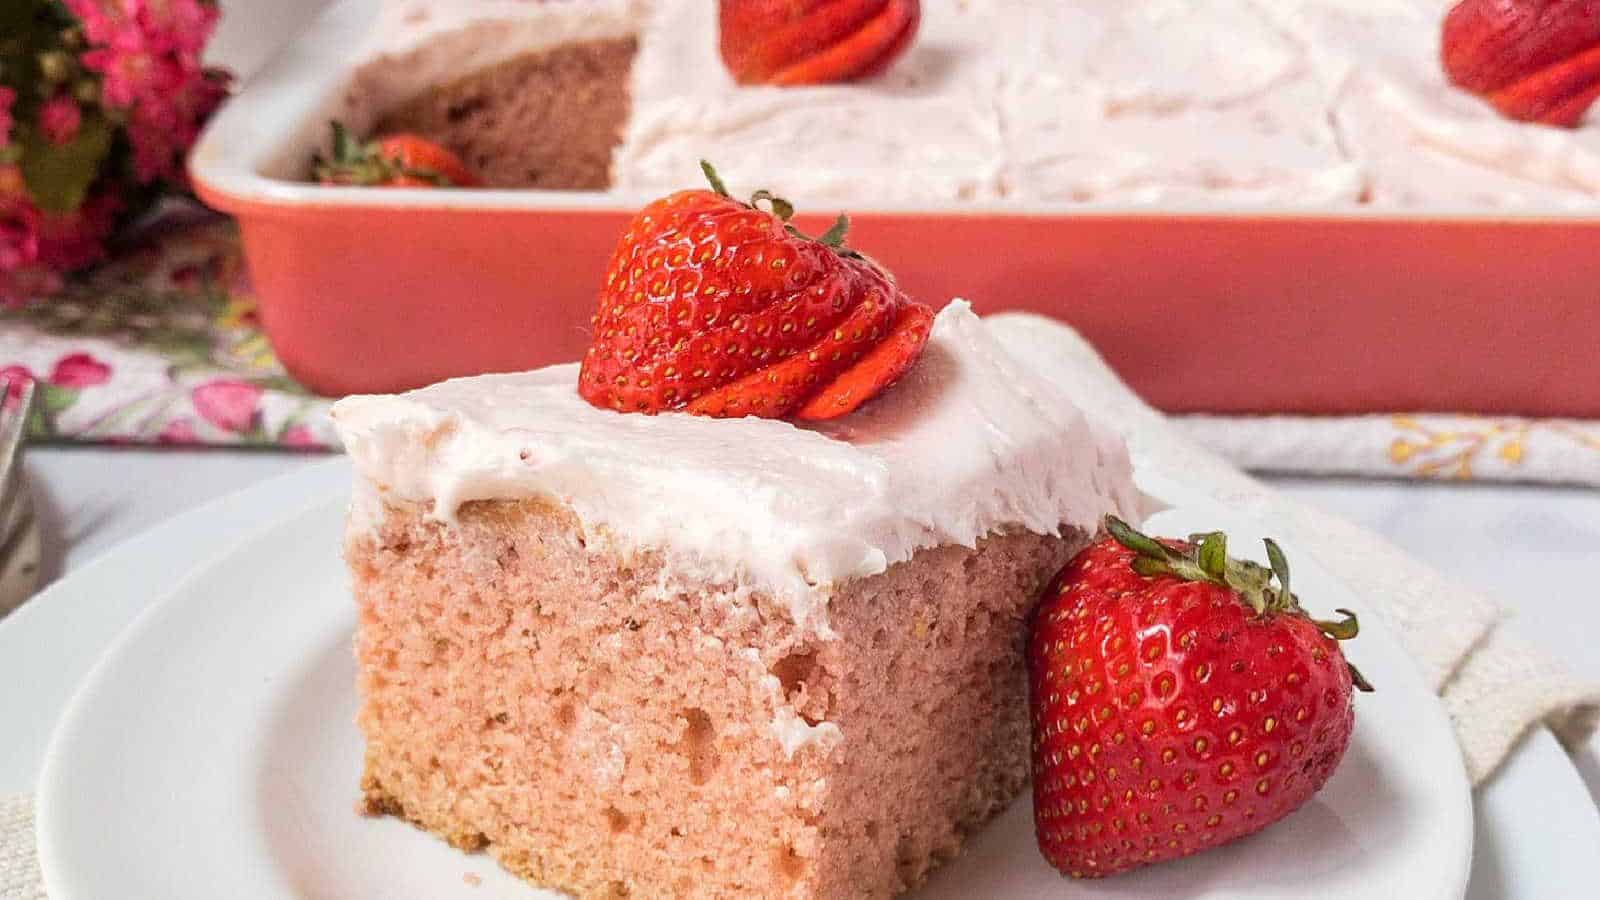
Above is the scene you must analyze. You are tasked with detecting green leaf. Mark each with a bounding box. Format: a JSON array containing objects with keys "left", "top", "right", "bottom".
[
  {"left": 816, "top": 213, "right": 851, "bottom": 247},
  {"left": 699, "top": 160, "right": 730, "bottom": 197},
  {"left": 331, "top": 120, "right": 360, "bottom": 162},
  {"left": 18, "top": 112, "right": 115, "bottom": 213},
  {"left": 25, "top": 404, "right": 53, "bottom": 440},
  {"left": 1314, "top": 608, "right": 1361, "bottom": 641},
  {"left": 1196, "top": 532, "right": 1228, "bottom": 580},
  {"left": 1105, "top": 515, "right": 1176, "bottom": 562},
  {"left": 1263, "top": 538, "right": 1291, "bottom": 601},
  {"left": 1130, "top": 557, "right": 1171, "bottom": 579},
  {"left": 36, "top": 382, "right": 78, "bottom": 415},
  {"left": 749, "top": 190, "right": 793, "bottom": 221}
]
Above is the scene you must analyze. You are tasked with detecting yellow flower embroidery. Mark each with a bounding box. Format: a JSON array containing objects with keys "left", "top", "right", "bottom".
[
  {"left": 213, "top": 296, "right": 279, "bottom": 373},
  {"left": 1388, "top": 417, "right": 1599, "bottom": 480}
]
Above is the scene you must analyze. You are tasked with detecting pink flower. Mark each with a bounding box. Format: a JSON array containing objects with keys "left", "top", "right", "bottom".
[
  {"left": 39, "top": 94, "right": 83, "bottom": 146},
  {"left": 0, "top": 187, "right": 44, "bottom": 306},
  {"left": 0, "top": 187, "right": 102, "bottom": 305},
  {"left": 0, "top": 87, "right": 14, "bottom": 146},
  {"left": 66, "top": 0, "right": 227, "bottom": 184},
  {"left": 157, "top": 417, "right": 198, "bottom": 445},
  {"left": 1, "top": 166, "right": 38, "bottom": 265},
  {"left": 192, "top": 378, "right": 262, "bottom": 433},
  {"left": 281, "top": 423, "right": 322, "bottom": 449},
  {"left": 0, "top": 266, "right": 62, "bottom": 308},
  {"left": 33, "top": 189, "right": 120, "bottom": 272},
  {"left": 125, "top": 69, "right": 227, "bottom": 183},
  {"left": 0, "top": 365, "right": 34, "bottom": 408},
  {"left": 49, "top": 352, "right": 112, "bottom": 388},
  {"left": 62, "top": 0, "right": 116, "bottom": 46},
  {"left": 0, "top": 204, "right": 39, "bottom": 274}
]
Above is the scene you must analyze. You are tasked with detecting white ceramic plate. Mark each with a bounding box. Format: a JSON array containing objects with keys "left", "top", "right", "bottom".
[
  {"left": 33, "top": 470, "right": 1472, "bottom": 899},
  {"left": 5, "top": 460, "right": 1592, "bottom": 898}
]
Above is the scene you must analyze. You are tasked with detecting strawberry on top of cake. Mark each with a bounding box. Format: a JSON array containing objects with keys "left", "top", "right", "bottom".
[{"left": 578, "top": 162, "right": 934, "bottom": 421}]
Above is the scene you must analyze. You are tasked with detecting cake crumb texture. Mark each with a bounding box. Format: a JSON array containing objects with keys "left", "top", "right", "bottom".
[
  {"left": 373, "top": 37, "right": 637, "bottom": 189},
  {"left": 350, "top": 498, "right": 1089, "bottom": 898}
]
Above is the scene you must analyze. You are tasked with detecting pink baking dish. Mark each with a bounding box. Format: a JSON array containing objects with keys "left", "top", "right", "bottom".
[{"left": 191, "top": 0, "right": 1600, "bottom": 416}]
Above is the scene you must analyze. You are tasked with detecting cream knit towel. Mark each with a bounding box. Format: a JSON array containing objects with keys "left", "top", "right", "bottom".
[
  {"left": 0, "top": 798, "right": 43, "bottom": 900},
  {"left": 1179, "top": 414, "right": 1600, "bottom": 486},
  {"left": 5, "top": 314, "right": 1597, "bottom": 897},
  {"left": 989, "top": 313, "right": 1600, "bottom": 780}
]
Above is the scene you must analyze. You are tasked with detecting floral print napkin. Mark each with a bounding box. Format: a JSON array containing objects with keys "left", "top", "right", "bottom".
[{"left": 0, "top": 210, "right": 335, "bottom": 450}]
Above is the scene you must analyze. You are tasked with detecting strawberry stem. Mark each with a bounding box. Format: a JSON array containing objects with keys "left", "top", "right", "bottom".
[
  {"left": 1197, "top": 531, "right": 1228, "bottom": 580},
  {"left": 331, "top": 120, "right": 361, "bottom": 164},
  {"left": 700, "top": 159, "right": 730, "bottom": 197},
  {"left": 815, "top": 213, "right": 851, "bottom": 248},
  {"left": 700, "top": 160, "right": 863, "bottom": 259},
  {"left": 1315, "top": 608, "right": 1360, "bottom": 640},
  {"left": 1105, "top": 515, "right": 1374, "bottom": 692}
]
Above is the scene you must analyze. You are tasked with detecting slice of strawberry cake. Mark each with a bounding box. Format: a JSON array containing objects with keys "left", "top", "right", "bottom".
[
  {"left": 331, "top": 173, "right": 1142, "bottom": 898},
  {"left": 333, "top": 303, "right": 1139, "bottom": 897}
]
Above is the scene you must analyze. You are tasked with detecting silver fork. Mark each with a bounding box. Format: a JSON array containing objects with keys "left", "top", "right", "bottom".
[{"left": 0, "top": 376, "right": 40, "bottom": 617}]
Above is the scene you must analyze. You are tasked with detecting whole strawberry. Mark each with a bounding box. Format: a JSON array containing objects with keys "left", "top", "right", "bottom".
[
  {"left": 1028, "top": 516, "right": 1372, "bottom": 879},
  {"left": 579, "top": 162, "right": 932, "bottom": 420}
]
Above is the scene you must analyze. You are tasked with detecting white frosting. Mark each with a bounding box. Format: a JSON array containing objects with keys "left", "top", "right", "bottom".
[
  {"left": 370, "top": 0, "right": 639, "bottom": 58},
  {"left": 332, "top": 301, "right": 1142, "bottom": 632},
  {"left": 613, "top": 0, "right": 1006, "bottom": 203},
  {"left": 998, "top": 0, "right": 1600, "bottom": 206},
  {"left": 359, "top": 0, "right": 1600, "bottom": 206},
  {"left": 995, "top": 0, "right": 1363, "bottom": 205}
]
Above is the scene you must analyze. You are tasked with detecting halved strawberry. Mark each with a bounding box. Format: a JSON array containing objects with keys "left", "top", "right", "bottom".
[{"left": 719, "top": 0, "right": 921, "bottom": 86}]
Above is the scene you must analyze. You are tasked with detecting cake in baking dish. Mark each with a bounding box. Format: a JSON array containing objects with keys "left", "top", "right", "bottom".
[
  {"left": 330, "top": 301, "right": 1142, "bottom": 898},
  {"left": 340, "top": 0, "right": 1600, "bottom": 207}
]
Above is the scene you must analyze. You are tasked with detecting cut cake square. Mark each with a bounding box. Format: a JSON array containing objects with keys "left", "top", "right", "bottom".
[{"left": 331, "top": 302, "right": 1140, "bottom": 898}]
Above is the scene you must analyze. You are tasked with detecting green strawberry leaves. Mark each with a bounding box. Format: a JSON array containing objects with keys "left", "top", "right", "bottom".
[{"left": 1106, "top": 514, "right": 1374, "bottom": 692}]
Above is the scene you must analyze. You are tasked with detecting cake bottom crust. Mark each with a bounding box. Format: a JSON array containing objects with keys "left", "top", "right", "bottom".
[
  {"left": 358, "top": 751, "right": 1026, "bottom": 900},
  {"left": 349, "top": 499, "right": 1088, "bottom": 898}
]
